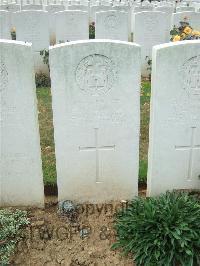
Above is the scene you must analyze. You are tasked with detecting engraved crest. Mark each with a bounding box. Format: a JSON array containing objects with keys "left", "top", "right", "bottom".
[
  {"left": 181, "top": 55, "right": 200, "bottom": 98},
  {"left": 76, "top": 54, "right": 117, "bottom": 94},
  {"left": 104, "top": 15, "right": 118, "bottom": 31}
]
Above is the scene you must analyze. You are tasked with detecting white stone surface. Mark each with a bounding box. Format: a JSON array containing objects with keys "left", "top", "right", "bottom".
[
  {"left": 21, "top": 4, "right": 43, "bottom": 10},
  {"left": 148, "top": 40, "right": 200, "bottom": 196},
  {"left": 176, "top": 6, "right": 195, "bottom": 12},
  {"left": 0, "top": 40, "right": 44, "bottom": 207},
  {"left": 134, "top": 11, "right": 168, "bottom": 77},
  {"left": 68, "top": 4, "right": 88, "bottom": 11},
  {"left": 50, "top": 40, "right": 140, "bottom": 203},
  {"left": 172, "top": 11, "right": 200, "bottom": 30},
  {"left": 14, "top": 11, "right": 49, "bottom": 51},
  {"left": 90, "top": 5, "right": 112, "bottom": 22},
  {"left": 134, "top": 5, "right": 153, "bottom": 12},
  {"left": 45, "top": 4, "right": 65, "bottom": 44},
  {"left": 95, "top": 11, "right": 128, "bottom": 41},
  {"left": 155, "top": 6, "right": 174, "bottom": 41},
  {"left": 0, "top": 11, "right": 11, "bottom": 39},
  {"left": 55, "top": 10, "right": 88, "bottom": 42}
]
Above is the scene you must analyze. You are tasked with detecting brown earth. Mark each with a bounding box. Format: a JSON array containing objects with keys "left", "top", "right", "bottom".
[{"left": 11, "top": 193, "right": 149, "bottom": 266}]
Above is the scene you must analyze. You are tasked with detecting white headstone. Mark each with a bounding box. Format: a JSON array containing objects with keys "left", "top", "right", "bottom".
[
  {"left": 95, "top": 11, "right": 128, "bottom": 41},
  {"left": 148, "top": 40, "right": 200, "bottom": 196},
  {"left": 0, "top": 11, "right": 11, "bottom": 39},
  {"left": 55, "top": 10, "right": 88, "bottom": 42},
  {"left": 68, "top": 4, "right": 88, "bottom": 11},
  {"left": 0, "top": 40, "right": 44, "bottom": 207},
  {"left": 14, "top": 10, "right": 49, "bottom": 73},
  {"left": 90, "top": 5, "right": 111, "bottom": 22},
  {"left": 45, "top": 4, "right": 65, "bottom": 44},
  {"left": 21, "top": 4, "right": 43, "bottom": 10},
  {"left": 134, "top": 11, "right": 168, "bottom": 76},
  {"left": 176, "top": 6, "right": 196, "bottom": 12},
  {"left": 134, "top": 5, "right": 153, "bottom": 12},
  {"left": 155, "top": 6, "right": 174, "bottom": 40},
  {"left": 50, "top": 40, "right": 140, "bottom": 203},
  {"left": 172, "top": 11, "right": 200, "bottom": 30}
]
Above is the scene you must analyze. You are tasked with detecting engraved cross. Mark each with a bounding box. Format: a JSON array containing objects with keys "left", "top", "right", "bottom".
[
  {"left": 175, "top": 127, "right": 200, "bottom": 181},
  {"left": 79, "top": 128, "right": 115, "bottom": 183}
]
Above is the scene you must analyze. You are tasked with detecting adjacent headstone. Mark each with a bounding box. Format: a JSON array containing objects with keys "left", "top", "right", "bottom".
[
  {"left": 95, "top": 11, "right": 128, "bottom": 41},
  {"left": 0, "top": 40, "right": 44, "bottom": 207},
  {"left": 148, "top": 40, "right": 200, "bottom": 195},
  {"left": 172, "top": 11, "right": 200, "bottom": 30},
  {"left": 14, "top": 10, "right": 49, "bottom": 73},
  {"left": 134, "top": 11, "right": 168, "bottom": 76},
  {"left": 50, "top": 40, "right": 140, "bottom": 203},
  {"left": 0, "top": 11, "right": 11, "bottom": 39},
  {"left": 55, "top": 10, "right": 88, "bottom": 42}
]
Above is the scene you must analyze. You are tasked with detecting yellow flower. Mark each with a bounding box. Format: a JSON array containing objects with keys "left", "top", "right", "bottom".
[
  {"left": 173, "top": 35, "right": 181, "bottom": 42},
  {"left": 181, "top": 33, "right": 186, "bottom": 39},
  {"left": 183, "top": 26, "right": 192, "bottom": 34},
  {"left": 192, "top": 30, "right": 200, "bottom": 36}
]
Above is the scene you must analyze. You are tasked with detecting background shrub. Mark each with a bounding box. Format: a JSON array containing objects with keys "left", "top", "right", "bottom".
[
  {"left": 112, "top": 191, "right": 200, "bottom": 266},
  {"left": 35, "top": 72, "right": 51, "bottom": 88}
]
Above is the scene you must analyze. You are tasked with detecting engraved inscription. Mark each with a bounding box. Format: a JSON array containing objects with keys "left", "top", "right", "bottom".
[
  {"left": 76, "top": 54, "right": 117, "bottom": 95},
  {"left": 182, "top": 55, "right": 200, "bottom": 98},
  {"left": 79, "top": 128, "right": 115, "bottom": 183},
  {"left": 104, "top": 15, "right": 118, "bottom": 31},
  {"left": 169, "top": 56, "right": 200, "bottom": 126},
  {"left": 175, "top": 127, "right": 200, "bottom": 181},
  {"left": 0, "top": 56, "right": 8, "bottom": 93}
]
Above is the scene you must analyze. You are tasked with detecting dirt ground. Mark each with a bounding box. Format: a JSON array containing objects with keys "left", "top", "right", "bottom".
[{"left": 11, "top": 193, "right": 147, "bottom": 266}]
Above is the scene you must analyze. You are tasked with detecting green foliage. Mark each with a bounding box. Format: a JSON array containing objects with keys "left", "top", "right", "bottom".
[
  {"left": 112, "top": 192, "right": 200, "bottom": 266},
  {"left": 89, "top": 22, "right": 95, "bottom": 39},
  {"left": 0, "top": 209, "right": 29, "bottom": 265},
  {"left": 11, "top": 31, "right": 16, "bottom": 40},
  {"left": 35, "top": 72, "right": 51, "bottom": 88},
  {"left": 139, "top": 160, "right": 148, "bottom": 183},
  {"left": 40, "top": 49, "right": 49, "bottom": 70}
]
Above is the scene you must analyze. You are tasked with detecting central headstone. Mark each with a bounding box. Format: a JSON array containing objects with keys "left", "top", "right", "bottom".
[{"left": 50, "top": 40, "right": 140, "bottom": 203}]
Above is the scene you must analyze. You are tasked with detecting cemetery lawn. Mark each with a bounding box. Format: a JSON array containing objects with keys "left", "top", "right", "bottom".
[{"left": 36, "top": 81, "right": 151, "bottom": 186}]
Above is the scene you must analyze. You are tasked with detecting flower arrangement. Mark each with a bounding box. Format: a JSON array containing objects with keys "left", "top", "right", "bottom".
[{"left": 170, "top": 18, "right": 200, "bottom": 42}]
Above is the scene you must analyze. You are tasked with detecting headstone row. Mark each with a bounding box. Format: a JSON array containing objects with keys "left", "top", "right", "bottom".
[{"left": 1, "top": 39, "right": 199, "bottom": 207}]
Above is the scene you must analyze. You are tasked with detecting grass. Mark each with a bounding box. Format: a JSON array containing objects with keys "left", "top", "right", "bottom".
[
  {"left": 36, "top": 88, "right": 57, "bottom": 185},
  {"left": 36, "top": 81, "right": 151, "bottom": 186}
]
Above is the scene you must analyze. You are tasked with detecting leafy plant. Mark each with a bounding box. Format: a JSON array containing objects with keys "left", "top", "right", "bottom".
[
  {"left": 112, "top": 191, "right": 200, "bottom": 266},
  {"left": 35, "top": 72, "right": 51, "bottom": 88},
  {"left": 40, "top": 49, "right": 49, "bottom": 70},
  {"left": 171, "top": 19, "right": 200, "bottom": 42},
  {"left": 0, "top": 209, "right": 29, "bottom": 265},
  {"left": 145, "top": 56, "right": 152, "bottom": 80},
  {"left": 89, "top": 22, "right": 95, "bottom": 39}
]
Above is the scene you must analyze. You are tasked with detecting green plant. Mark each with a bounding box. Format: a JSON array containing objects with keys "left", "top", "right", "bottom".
[
  {"left": 139, "top": 159, "right": 148, "bottom": 183},
  {"left": 0, "top": 209, "right": 29, "bottom": 265},
  {"left": 35, "top": 72, "right": 51, "bottom": 88},
  {"left": 112, "top": 192, "right": 200, "bottom": 266},
  {"left": 89, "top": 22, "right": 95, "bottom": 39},
  {"left": 40, "top": 49, "right": 49, "bottom": 70}
]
